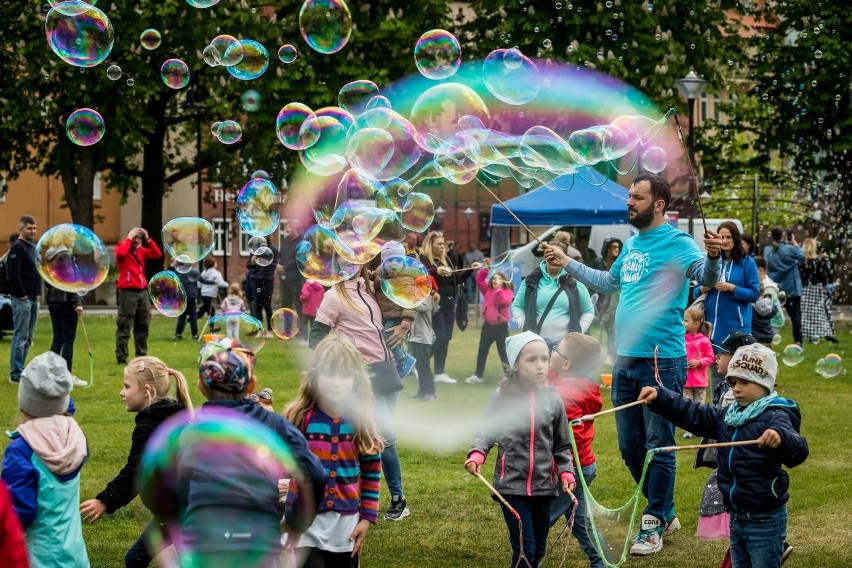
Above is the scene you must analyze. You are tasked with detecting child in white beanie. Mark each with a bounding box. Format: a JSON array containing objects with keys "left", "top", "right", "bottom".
[
  {"left": 639, "top": 343, "right": 809, "bottom": 568},
  {"left": 464, "top": 331, "right": 576, "bottom": 568},
  {"left": 370, "top": 241, "right": 417, "bottom": 378},
  {"left": 1, "top": 351, "right": 89, "bottom": 568}
]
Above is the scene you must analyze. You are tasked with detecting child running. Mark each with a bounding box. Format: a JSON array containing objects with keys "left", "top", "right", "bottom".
[
  {"left": 221, "top": 283, "right": 247, "bottom": 339},
  {"left": 639, "top": 343, "right": 809, "bottom": 568},
  {"left": 465, "top": 331, "right": 576, "bottom": 568},
  {"left": 683, "top": 306, "right": 715, "bottom": 438},
  {"left": 79, "top": 356, "right": 194, "bottom": 568},
  {"left": 547, "top": 333, "right": 605, "bottom": 568},
  {"left": 465, "top": 265, "right": 514, "bottom": 385},
  {"left": 2, "top": 352, "right": 89, "bottom": 567},
  {"left": 285, "top": 336, "right": 384, "bottom": 568}
]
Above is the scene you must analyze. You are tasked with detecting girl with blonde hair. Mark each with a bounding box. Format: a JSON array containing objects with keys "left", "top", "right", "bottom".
[
  {"left": 799, "top": 237, "right": 837, "bottom": 343},
  {"left": 80, "top": 356, "right": 193, "bottom": 567}
]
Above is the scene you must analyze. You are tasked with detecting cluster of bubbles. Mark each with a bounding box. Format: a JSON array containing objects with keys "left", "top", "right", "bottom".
[
  {"left": 210, "top": 120, "right": 242, "bottom": 145},
  {"left": 35, "top": 224, "right": 110, "bottom": 295},
  {"left": 299, "top": 0, "right": 353, "bottom": 55},
  {"left": 66, "top": 108, "right": 105, "bottom": 146},
  {"left": 815, "top": 354, "right": 843, "bottom": 379},
  {"left": 46, "top": 1, "right": 114, "bottom": 67}
]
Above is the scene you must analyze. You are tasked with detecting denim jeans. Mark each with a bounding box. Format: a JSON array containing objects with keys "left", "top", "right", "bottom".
[
  {"left": 729, "top": 506, "right": 787, "bottom": 568},
  {"left": 612, "top": 355, "right": 686, "bottom": 521},
  {"left": 124, "top": 520, "right": 154, "bottom": 568},
  {"left": 500, "top": 496, "right": 553, "bottom": 568},
  {"left": 382, "top": 317, "right": 410, "bottom": 367},
  {"left": 48, "top": 301, "right": 79, "bottom": 372},
  {"left": 375, "top": 390, "right": 404, "bottom": 497},
  {"left": 549, "top": 463, "right": 605, "bottom": 568},
  {"left": 10, "top": 297, "right": 39, "bottom": 380}
]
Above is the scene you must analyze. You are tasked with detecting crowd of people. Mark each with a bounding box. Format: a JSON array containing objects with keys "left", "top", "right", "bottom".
[{"left": 0, "top": 171, "right": 835, "bottom": 568}]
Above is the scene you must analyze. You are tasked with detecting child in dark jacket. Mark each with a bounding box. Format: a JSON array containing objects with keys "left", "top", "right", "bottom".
[
  {"left": 465, "top": 266, "right": 514, "bottom": 385},
  {"left": 639, "top": 343, "right": 808, "bottom": 568},
  {"left": 465, "top": 331, "right": 576, "bottom": 568},
  {"left": 547, "top": 332, "right": 605, "bottom": 568},
  {"left": 79, "top": 356, "right": 194, "bottom": 568}
]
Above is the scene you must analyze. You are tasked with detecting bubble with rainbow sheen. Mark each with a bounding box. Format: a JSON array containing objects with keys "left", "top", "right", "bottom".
[
  {"left": 173, "top": 255, "right": 193, "bottom": 274},
  {"left": 311, "top": 169, "right": 382, "bottom": 228},
  {"left": 237, "top": 178, "right": 280, "bottom": 238},
  {"left": 215, "top": 120, "right": 242, "bottom": 145},
  {"left": 781, "top": 344, "right": 805, "bottom": 367},
  {"left": 414, "top": 29, "right": 461, "bottom": 81},
  {"left": 208, "top": 35, "right": 243, "bottom": 67},
  {"left": 482, "top": 48, "right": 541, "bottom": 106},
  {"left": 433, "top": 132, "right": 481, "bottom": 185},
  {"left": 271, "top": 308, "right": 300, "bottom": 339},
  {"left": 161, "top": 217, "right": 215, "bottom": 264},
  {"left": 208, "top": 312, "right": 266, "bottom": 352},
  {"left": 300, "top": 115, "right": 350, "bottom": 177},
  {"left": 106, "top": 64, "right": 121, "bottom": 80},
  {"left": 226, "top": 40, "right": 268, "bottom": 81},
  {"left": 410, "top": 82, "right": 490, "bottom": 153},
  {"left": 137, "top": 407, "right": 313, "bottom": 566},
  {"left": 333, "top": 211, "right": 405, "bottom": 265},
  {"left": 379, "top": 255, "right": 431, "bottom": 310},
  {"left": 296, "top": 225, "right": 359, "bottom": 286},
  {"left": 148, "top": 271, "right": 187, "bottom": 317},
  {"left": 45, "top": 1, "right": 114, "bottom": 68},
  {"left": 348, "top": 108, "right": 421, "bottom": 181},
  {"left": 278, "top": 44, "right": 297, "bottom": 64},
  {"left": 160, "top": 59, "right": 190, "bottom": 89},
  {"left": 816, "top": 354, "right": 843, "bottom": 379},
  {"left": 641, "top": 146, "right": 668, "bottom": 174},
  {"left": 250, "top": 170, "right": 270, "bottom": 181},
  {"left": 241, "top": 89, "right": 261, "bottom": 112},
  {"left": 36, "top": 224, "right": 110, "bottom": 294},
  {"left": 66, "top": 108, "right": 105, "bottom": 147},
  {"left": 140, "top": 28, "right": 161, "bottom": 50},
  {"left": 253, "top": 246, "right": 275, "bottom": 267},
  {"left": 185, "top": 0, "right": 219, "bottom": 7},
  {"left": 299, "top": 0, "right": 352, "bottom": 55},
  {"left": 338, "top": 80, "right": 379, "bottom": 116},
  {"left": 276, "top": 103, "right": 318, "bottom": 151},
  {"left": 398, "top": 192, "right": 435, "bottom": 232}
]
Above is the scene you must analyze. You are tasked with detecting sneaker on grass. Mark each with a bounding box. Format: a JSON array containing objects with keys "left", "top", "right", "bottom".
[
  {"left": 630, "top": 514, "right": 663, "bottom": 556},
  {"left": 434, "top": 373, "right": 456, "bottom": 384},
  {"left": 662, "top": 512, "right": 681, "bottom": 537},
  {"left": 465, "top": 375, "right": 483, "bottom": 384},
  {"left": 384, "top": 496, "right": 410, "bottom": 521}
]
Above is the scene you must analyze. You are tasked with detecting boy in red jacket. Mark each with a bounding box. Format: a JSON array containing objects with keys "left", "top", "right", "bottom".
[
  {"left": 548, "top": 332, "right": 606, "bottom": 568},
  {"left": 114, "top": 227, "right": 162, "bottom": 364}
]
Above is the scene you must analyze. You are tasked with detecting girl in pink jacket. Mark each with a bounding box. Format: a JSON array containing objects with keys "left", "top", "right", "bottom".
[
  {"left": 299, "top": 279, "right": 325, "bottom": 339},
  {"left": 465, "top": 267, "right": 515, "bottom": 385},
  {"left": 682, "top": 306, "right": 716, "bottom": 438}
]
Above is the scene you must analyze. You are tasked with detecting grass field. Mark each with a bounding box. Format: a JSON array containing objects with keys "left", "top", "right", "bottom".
[{"left": 1, "top": 312, "right": 850, "bottom": 567}]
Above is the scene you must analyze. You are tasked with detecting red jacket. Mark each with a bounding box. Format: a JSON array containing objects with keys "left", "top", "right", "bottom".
[
  {"left": 299, "top": 280, "right": 325, "bottom": 317},
  {"left": 475, "top": 268, "right": 514, "bottom": 325},
  {"left": 0, "top": 480, "right": 29, "bottom": 568},
  {"left": 547, "top": 372, "right": 603, "bottom": 467},
  {"left": 114, "top": 238, "right": 162, "bottom": 290}
]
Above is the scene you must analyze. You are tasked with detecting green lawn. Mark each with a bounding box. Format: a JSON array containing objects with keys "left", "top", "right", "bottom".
[{"left": 1, "top": 313, "right": 849, "bottom": 567}]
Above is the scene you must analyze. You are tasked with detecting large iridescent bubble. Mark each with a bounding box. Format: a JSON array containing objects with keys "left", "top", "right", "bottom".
[
  {"left": 398, "top": 192, "right": 435, "bottom": 232},
  {"left": 45, "top": 1, "right": 114, "bottom": 68},
  {"left": 348, "top": 108, "right": 421, "bottom": 181},
  {"left": 148, "top": 271, "right": 187, "bottom": 317},
  {"left": 296, "top": 225, "right": 359, "bottom": 286},
  {"left": 226, "top": 40, "right": 268, "bottom": 80},
  {"left": 160, "top": 59, "right": 190, "bottom": 89},
  {"left": 140, "top": 28, "right": 161, "bottom": 50},
  {"left": 338, "top": 80, "right": 379, "bottom": 116},
  {"left": 276, "top": 103, "right": 318, "bottom": 151},
  {"left": 413, "top": 29, "right": 461, "bottom": 80},
  {"left": 161, "top": 217, "right": 215, "bottom": 264},
  {"left": 482, "top": 48, "right": 541, "bottom": 106},
  {"left": 208, "top": 312, "right": 266, "bottom": 352},
  {"left": 271, "top": 308, "right": 300, "bottom": 339},
  {"left": 237, "top": 178, "right": 280, "bottom": 238},
  {"left": 410, "top": 83, "right": 489, "bottom": 153},
  {"left": 300, "top": 115, "right": 350, "bottom": 176},
  {"left": 208, "top": 35, "right": 243, "bottom": 67},
  {"left": 66, "top": 108, "right": 105, "bottom": 146},
  {"left": 379, "top": 255, "right": 431, "bottom": 309},
  {"left": 36, "top": 224, "right": 110, "bottom": 294},
  {"left": 299, "top": 0, "right": 353, "bottom": 55}
]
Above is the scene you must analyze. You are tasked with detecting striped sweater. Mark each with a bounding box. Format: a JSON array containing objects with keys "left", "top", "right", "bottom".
[{"left": 303, "top": 405, "right": 382, "bottom": 523}]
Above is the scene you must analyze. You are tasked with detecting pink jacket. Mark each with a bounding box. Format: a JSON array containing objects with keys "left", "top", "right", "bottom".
[
  {"left": 684, "top": 332, "right": 715, "bottom": 388},
  {"left": 475, "top": 268, "right": 514, "bottom": 325},
  {"left": 299, "top": 280, "right": 325, "bottom": 317}
]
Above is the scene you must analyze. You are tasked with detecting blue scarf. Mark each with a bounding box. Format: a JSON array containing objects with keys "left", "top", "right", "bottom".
[{"left": 724, "top": 391, "right": 779, "bottom": 427}]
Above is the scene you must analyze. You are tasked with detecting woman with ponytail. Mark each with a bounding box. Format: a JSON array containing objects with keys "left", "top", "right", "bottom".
[{"left": 80, "top": 356, "right": 194, "bottom": 568}]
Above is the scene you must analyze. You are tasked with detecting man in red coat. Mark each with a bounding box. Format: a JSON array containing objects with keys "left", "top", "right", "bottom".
[{"left": 114, "top": 228, "right": 162, "bottom": 364}]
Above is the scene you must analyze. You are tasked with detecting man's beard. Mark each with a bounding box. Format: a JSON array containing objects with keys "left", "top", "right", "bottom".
[{"left": 628, "top": 207, "right": 654, "bottom": 230}]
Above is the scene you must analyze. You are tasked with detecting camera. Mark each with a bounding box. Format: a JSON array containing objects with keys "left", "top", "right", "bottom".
[{"left": 786, "top": 229, "right": 793, "bottom": 241}]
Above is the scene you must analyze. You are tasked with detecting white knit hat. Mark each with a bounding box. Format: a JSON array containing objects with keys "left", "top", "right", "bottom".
[
  {"left": 380, "top": 240, "right": 406, "bottom": 264},
  {"left": 726, "top": 343, "right": 777, "bottom": 393},
  {"left": 505, "top": 331, "right": 547, "bottom": 368},
  {"left": 18, "top": 352, "right": 74, "bottom": 417}
]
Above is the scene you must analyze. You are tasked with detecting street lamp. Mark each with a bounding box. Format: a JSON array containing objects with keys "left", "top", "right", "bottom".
[
  {"left": 674, "top": 70, "right": 709, "bottom": 237},
  {"left": 463, "top": 207, "right": 474, "bottom": 247},
  {"left": 434, "top": 206, "right": 446, "bottom": 232}
]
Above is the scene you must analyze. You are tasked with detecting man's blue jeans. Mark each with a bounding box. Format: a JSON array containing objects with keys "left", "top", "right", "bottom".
[
  {"left": 10, "top": 297, "right": 39, "bottom": 380},
  {"left": 611, "top": 355, "right": 686, "bottom": 522},
  {"left": 375, "top": 390, "right": 404, "bottom": 498},
  {"left": 729, "top": 506, "right": 787, "bottom": 568},
  {"left": 549, "top": 462, "right": 605, "bottom": 568}
]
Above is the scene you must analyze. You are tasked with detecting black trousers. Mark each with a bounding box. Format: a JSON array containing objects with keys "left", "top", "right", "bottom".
[
  {"left": 431, "top": 306, "right": 455, "bottom": 375},
  {"left": 409, "top": 341, "right": 435, "bottom": 396},
  {"left": 198, "top": 295, "right": 216, "bottom": 319},
  {"left": 785, "top": 295, "right": 803, "bottom": 345},
  {"left": 298, "top": 547, "right": 359, "bottom": 568},
  {"left": 175, "top": 297, "right": 198, "bottom": 336},
  {"left": 48, "top": 301, "right": 78, "bottom": 372},
  {"left": 475, "top": 322, "right": 509, "bottom": 378}
]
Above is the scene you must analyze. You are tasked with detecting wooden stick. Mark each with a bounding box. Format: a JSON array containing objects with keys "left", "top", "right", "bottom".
[
  {"left": 475, "top": 472, "right": 520, "bottom": 519},
  {"left": 79, "top": 315, "right": 94, "bottom": 389},
  {"left": 476, "top": 179, "right": 544, "bottom": 247},
  {"left": 670, "top": 108, "right": 709, "bottom": 234},
  {"left": 654, "top": 439, "right": 761, "bottom": 453},
  {"left": 79, "top": 314, "right": 92, "bottom": 353},
  {"left": 197, "top": 317, "right": 210, "bottom": 342},
  {"left": 573, "top": 399, "right": 647, "bottom": 423}
]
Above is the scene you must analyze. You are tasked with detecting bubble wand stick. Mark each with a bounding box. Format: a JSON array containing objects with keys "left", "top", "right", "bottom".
[
  {"left": 79, "top": 314, "right": 94, "bottom": 389},
  {"left": 477, "top": 181, "right": 545, "bottom": 248},
  {"left": 653, "top": 439, "right": 761, "bottom": 454},
  {"left": 475, "top": 472, "right": 533, "bottom": 568},
  {"left": 572, "top": 399, "right": 647, "bottom": 424},
  {"left": 540, "top": 488, "right": 578, "bottom": 568},
  {"left": 196, "top": 317, "right": 210, "bottom": 342},
  {"left": 670, "top": 108, "right": 709, "bottom": 234}
]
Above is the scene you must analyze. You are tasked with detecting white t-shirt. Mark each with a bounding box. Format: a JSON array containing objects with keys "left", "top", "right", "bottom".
[{"left": 295, "top": 511, "right": 359, "bottom": 553}]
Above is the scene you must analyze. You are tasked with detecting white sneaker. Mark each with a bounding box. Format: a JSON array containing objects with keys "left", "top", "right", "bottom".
[
  {"left": 662, "top": 515, "right": 681, "bottom": 537},
  {"left": 683, "top": 432, "right": 694, "bottom": 439},
  {"left": 630, "top": 515, "right": 663, "bottom": 556},
  {"left": 72, "top": 376, "right": 88, "bottom": 387},
  {"left": 465, "top": 375, "right": 483, "bottom": 384},
  {"left": 434, "top": 373, "right": 457, "bottom": 384}
]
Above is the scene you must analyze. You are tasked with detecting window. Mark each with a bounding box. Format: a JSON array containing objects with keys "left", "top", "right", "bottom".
[
  {"left": 713, "top": 94, "right": 722, "bottom": 122},
  {"left": 700, "top": 94, "right": 709, "bottom": 122},
  {"left": 93, "top": 172, "right": 102, "bottom": 200},
  {"left": 211, "top": 218, "right": 233, "bottom": 256},
  {"left": 238, "top": 226, "right": 252, "bottom": 257}
]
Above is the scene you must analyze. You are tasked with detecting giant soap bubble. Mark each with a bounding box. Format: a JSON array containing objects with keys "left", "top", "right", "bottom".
[
  {"left": 161, "top": 217, "right": 215, "bottom": 264},
  {"left": 299, "top": 0, "right": 353, "bottom": 55},
  {"left": 237, "top": 178, "right": 280, "bottom": 238},
  {"left": 36, "top": 224, "right": 110, "bottom": 294},
  {"left": 45, "top": 1, "right": 114, "bottom": 68}
]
